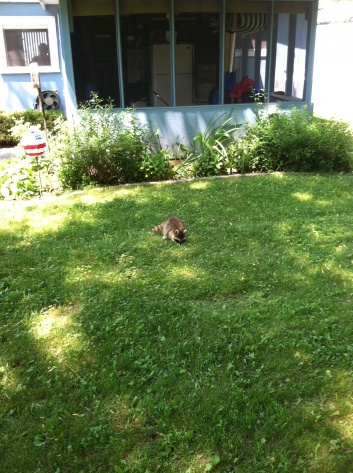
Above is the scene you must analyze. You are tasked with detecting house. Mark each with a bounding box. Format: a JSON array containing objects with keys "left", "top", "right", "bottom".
[
  {"left": 0, "top": 0, "right": 318, "bottom": 147},
  {"left": 312, "top": 1, "right": 353, "bottom": 127}
]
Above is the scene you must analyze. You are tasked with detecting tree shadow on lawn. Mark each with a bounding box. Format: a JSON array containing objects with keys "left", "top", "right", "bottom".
[{"left": 1, "top": 175, "right": 353, "bottom": 472}]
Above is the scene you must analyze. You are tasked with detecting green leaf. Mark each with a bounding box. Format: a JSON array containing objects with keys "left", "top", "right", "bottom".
[{"left": 34, "top": 435, "right": 46, "bottom": 447}]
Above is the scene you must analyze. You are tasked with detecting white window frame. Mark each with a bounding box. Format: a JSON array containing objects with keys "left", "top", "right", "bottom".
[{"left": 0, "top": 16, "right": 60, "bottom": 74}]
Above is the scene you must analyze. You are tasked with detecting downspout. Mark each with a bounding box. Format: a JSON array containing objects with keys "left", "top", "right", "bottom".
[
  {"left": 114, "top": 0, "right": 125, "bottom": 108},
  {"left": 58, "top": 0, "right": 77, "bottom": 117},
  {"left": 265, "top": 0, "right": 275, "bottom": 103},
  {"left": 219, "top": 0, "right": 226, "bottom": 104},
  {"left": 169, "top": 0, "right": 176, "bottom": 106}
]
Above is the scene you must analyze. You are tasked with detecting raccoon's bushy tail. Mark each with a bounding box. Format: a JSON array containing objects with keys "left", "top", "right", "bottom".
[{"left": 152, "top": 223, "right": 163, "bottom": 233}]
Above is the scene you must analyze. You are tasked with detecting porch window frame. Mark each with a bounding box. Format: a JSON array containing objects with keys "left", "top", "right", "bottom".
[{"left": 62, "top": 0, "right": 317, "bottom": 109}]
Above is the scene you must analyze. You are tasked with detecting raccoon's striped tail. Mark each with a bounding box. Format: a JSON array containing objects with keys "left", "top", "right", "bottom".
[{"left": 152, "top": 223, "right": 163, "bottom": 233}]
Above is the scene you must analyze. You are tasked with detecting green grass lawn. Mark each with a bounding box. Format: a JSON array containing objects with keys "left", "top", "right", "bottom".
[{"left": 1, "top": 174, "right": 353, "bottom": 473}]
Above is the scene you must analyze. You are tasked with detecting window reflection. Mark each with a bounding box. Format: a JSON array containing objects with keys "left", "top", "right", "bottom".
[
  {"left": 273, "top": 13, "right": 308, "bottom": 100},
  {"left": 4, "top": 29, "right": 51, "bottom": 67},
  {"left": 224, "top": 8, "right": 269, "bottom": 104},
  {"left": 225, "top": 3, "right": 310, "bottom": 103}
]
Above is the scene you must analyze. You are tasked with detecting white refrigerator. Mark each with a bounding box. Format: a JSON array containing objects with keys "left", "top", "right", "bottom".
[{"left": 150, "top": 44, "right": 193, "bottom": 106}]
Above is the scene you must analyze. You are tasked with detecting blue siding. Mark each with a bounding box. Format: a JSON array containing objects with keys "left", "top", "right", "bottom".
[
  {"left": 0, "top": 3, "right": 65, "bottom": 112},
  {"left": 0, "top": 3, "right": 52, "bottom": 15},
  {"left": 132, "top": 102, "right": 308, "bottom": 149},
  {"left": 1, "top": 73, "right": 64, "bottom": 110}
]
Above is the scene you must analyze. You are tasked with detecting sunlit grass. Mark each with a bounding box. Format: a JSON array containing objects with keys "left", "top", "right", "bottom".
[
  {"left": 1, "top": 174, "right": 353, "bottom": 472},
  {"left": 31, "top": 307, "right": 72, "bottom": 338},
  {"left": 29, "top": 305, "right": 84, "bottom": 362},
  {"left": 292, "top": 191, "right": 313, "bottom": 202}
]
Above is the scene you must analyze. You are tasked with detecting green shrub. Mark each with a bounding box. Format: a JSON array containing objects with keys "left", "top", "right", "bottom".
[
  {"left": 193, "top": 147, "right": 223, "bottom": 176},
  {"left": 242, "top": 106, "right": 353, "bottom": 173},
  {"left": 54, "top": 94, "right": 162, "bottom": 189},
  {"left": 177, "top": 113, "right": 240, "bottom": 177},
  {"left": 224, "top": 140, "right": 255, "bottom": 174},
  {"left": 0, "top": 156, "right": 39, "bottom": 199},
  {"left": 0, "top": 118, "right": 63, "bottom": 200},
  {"left": 0, "top": 149, "right": 59, "bottom": 199},
  {"left": 140, "top": 149, "right": 174, "bottom": 181},
  {"left": 2, "top": 101, "right": 352, "bottom": 200},
  {"left": 0, "top": 109, "right": 63, "bottom": 147}
]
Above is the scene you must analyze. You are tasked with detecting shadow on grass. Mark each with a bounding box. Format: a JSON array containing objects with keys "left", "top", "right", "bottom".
[{"left": 1, "top": 174, "right": 353, "bottom": 472}]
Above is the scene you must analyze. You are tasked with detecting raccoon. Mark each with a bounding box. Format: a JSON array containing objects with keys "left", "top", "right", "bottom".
[{"left": 152, "top": 216, "right": 187, "bottom": 244}]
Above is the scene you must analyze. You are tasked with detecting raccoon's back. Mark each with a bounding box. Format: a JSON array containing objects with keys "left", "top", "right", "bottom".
[
  {"left": 152, "top": 217, "right": 184, "bottom": 232},
  {"left": 164, "top": 216, "right": 185, "bottom": 232}
]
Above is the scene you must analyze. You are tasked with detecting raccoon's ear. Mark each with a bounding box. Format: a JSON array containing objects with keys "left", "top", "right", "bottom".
[
  {"left": 184, "top": 229, "right": 187, "bottom": 233},
  {"left": 175, "top": 229, "right": 179, "bottom": 235}
]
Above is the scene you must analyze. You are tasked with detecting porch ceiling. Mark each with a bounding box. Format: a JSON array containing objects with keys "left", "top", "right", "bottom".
[{"left": 70, "top": 1, "right": 310, "bottom": 16}]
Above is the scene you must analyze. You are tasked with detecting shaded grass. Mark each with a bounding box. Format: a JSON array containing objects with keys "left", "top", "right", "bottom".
[{"left": 1, "top": 174, "right": 353, "bottom": 472}]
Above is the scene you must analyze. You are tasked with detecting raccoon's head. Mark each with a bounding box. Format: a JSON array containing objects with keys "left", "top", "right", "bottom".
[{"left": 173, "top": 228, "right": 187, "bottom": 244}]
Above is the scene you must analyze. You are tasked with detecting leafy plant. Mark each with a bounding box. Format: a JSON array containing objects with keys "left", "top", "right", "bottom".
[
  {"left": 0, "top": 156, "right": 38, "bottom": 199},
  {"left": 177, "top": 113, "right": 241, "bottom": 177},
  {"left": 0, "top": 151, "right": 60, "bottom": 200},
  {"left": 224, "top": 139, "right": 255, "bottom": 174},
  {"left": 54, "top": 93, "right": 162, "bottom": 189},
  {"left": 242, "top": 106, "right": 353, "bottom": 172},
  {"left": 2, "top": 99, "right": 353, "bottom": 201},
  {"left": 139, "top": 148, "right": 174, "bottom": 181},
  {"left": 0, "top": 109, "right": 63, "bottom": 147},
  {"left": 0, "top": 121, "right": 59, "bottom": 199}
]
